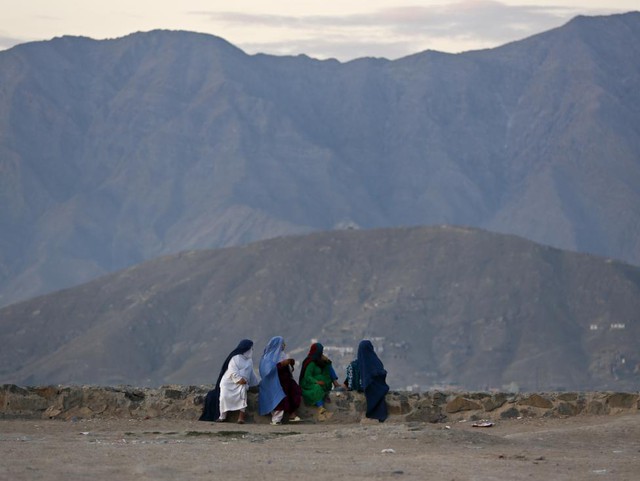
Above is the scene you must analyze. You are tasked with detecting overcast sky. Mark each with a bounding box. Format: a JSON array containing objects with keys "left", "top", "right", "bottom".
[{"left": 1, "top": 1, "right": 637, "bottom": 60}]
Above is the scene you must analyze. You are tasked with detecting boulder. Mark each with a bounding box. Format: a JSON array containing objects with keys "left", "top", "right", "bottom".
[
  {"left": 557, "top": 392, "right": 578, "bottom": 402},
  {"left": 500, "top": 407, "right": 520, "bottom": 419},
  {"left": 6, "top": 392, "right": 49, "bottom": 413},
  {"left": 402, "top": 396, "right": 441, "bottom": 422},
  {"left": 606, "top": 393, "right": 637, "bottom": 409},
  {"left": 445, "top": 396, "right": 482, "bottom": 413},
  {"left": 34, "top": 386, "right": 60, "bottom": 400},
  {"left": 386, "top": 394, "right": 412, "bottom": 415},
  {"left": 482, "top": 393, "right": 507, "bottom": 412},
  {"left": 61, "top": 388, "right": 84, "bottom": 410},
  {"left": 587, "top": 401, "right": 607, "bottom": 415},
  {"left": 555, "top": 402, "right": 578, "bottom": 417},
  {"left": 43, "top": 406, "right": 63, "bottom": 419},
  {"left": 163, "top": 388, "right": 185, "bottom": 400},
  {"left": 431, "top": 391, "right": 448, "bottom": 406},
  {"left": 518, "top": 394, "right": 553, "bottom": 409}
]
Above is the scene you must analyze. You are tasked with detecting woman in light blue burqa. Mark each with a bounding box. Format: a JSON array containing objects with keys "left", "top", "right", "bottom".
[{"left": 259, "top": 336, "right": 301, "bottom": 424}]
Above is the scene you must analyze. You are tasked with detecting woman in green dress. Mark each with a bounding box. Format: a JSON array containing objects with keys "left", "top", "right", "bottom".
[{"left": 298, "top": 342, "right": 339, "bottom": 413}]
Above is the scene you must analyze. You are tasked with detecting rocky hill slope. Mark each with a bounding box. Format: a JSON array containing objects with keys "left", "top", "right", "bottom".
[
  {"left": 1, "top": 226, "right": 638, "bottom": 391},
  {"left": 0, "top": 12, "right": 639, "bottom": 307}
]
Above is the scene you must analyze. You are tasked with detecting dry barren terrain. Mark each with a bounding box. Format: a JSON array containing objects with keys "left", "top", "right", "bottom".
[{"left": 1, "top": 414, "right": 639, "bottom": 480}]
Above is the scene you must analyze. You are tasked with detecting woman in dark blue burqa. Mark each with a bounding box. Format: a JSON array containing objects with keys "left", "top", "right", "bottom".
[
  {"left": 358, "top": 339, "right": 389, "bottom": 422},
  {"left": 199, "top": 339, "right": 254, "bottom": 422}
]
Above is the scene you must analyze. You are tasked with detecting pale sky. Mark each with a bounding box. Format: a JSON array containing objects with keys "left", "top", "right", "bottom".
[{"left": 1, "top": 1, "right": 637, "bottom": 60}]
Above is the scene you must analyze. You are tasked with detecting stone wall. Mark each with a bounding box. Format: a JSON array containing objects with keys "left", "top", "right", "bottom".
[{"left": 1, "top": 384, "right": 638, "bottom": 423}]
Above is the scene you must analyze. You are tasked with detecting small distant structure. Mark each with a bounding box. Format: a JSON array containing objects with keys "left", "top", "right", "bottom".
[
  {"left": 324, "top": 346, "right": 354, "bottom": 356},
  {"left": 306, "top": 339, "right": 354, "bottom": 358},
  {"left": 333, "top": 219, "right": 360, "bottom": 230},
  {"left": 306, "top": 337, "right": 385, "bottom": 357}
]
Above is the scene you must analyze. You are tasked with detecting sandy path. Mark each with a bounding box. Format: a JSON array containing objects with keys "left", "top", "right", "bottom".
[{"left": 1, "top": 415, "right": 639, "bottom": 480}]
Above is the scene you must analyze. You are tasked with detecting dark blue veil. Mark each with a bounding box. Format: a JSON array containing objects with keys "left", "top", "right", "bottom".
[{"left": 358, "top": 339, "right": 389, "bottom": 422}]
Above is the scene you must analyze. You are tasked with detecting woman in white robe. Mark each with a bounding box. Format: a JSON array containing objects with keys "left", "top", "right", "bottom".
[{"left": 218, "top": 345, "right": 259, "bottom": 423}]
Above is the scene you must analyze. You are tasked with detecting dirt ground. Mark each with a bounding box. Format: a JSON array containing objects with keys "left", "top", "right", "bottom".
[{"left": 1, "top": 414, "right": 639, "bottom": 481}]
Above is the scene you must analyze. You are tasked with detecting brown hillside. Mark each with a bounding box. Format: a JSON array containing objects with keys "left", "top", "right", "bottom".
[{"left": 0, "top": 226, "right": 639, "bottom": 391}]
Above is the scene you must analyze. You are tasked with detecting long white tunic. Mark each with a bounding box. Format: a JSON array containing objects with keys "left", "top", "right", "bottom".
[{"left": 219, "top": 352, "right": 259, "bottom": 414}]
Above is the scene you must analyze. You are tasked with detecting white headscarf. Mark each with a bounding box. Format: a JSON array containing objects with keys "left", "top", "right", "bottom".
[{"left": 228, "top": 348, "right": 255, "bottom": 380}]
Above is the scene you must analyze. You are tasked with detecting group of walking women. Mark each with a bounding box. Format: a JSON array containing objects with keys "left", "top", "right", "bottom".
[{"left": 199, "top": 337, "right": 389, "bottom": 425}]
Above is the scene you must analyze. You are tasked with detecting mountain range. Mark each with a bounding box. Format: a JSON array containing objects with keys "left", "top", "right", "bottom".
[
  {"left": 1, "top": 226, "right": 639, "bottom": 391},
  {"left": 1, "top": 12, "right": 639, "bottom": 308}
]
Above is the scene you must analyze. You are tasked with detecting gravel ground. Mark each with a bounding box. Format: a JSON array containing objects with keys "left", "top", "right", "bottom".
[{"left": 1, "top": 414, "right": 639, "bottom": 480}]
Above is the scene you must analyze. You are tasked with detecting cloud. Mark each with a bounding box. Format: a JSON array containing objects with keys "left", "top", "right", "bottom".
[
  {"left": 190, "top": 1, "right": 587, "bottom": 59},
  {"left": 368, "top": 1, "right": 574, "bottom": 40},
  {"left": 0, "top": 34, "right": 31, "bottom": 51},
  {"left": 0, "top": 16, "right": 57, "bottom": 51}
]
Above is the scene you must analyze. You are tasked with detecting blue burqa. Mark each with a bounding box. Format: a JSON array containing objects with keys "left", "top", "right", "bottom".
[
  {"left": 358, "top": 339, "right": 389, "bottom": 422},
  {"left": 199, "top": 339, "right": 254, "bottom": 422},
  {"left": 258, "top": 336, "right": 286, "bottom": 415}
]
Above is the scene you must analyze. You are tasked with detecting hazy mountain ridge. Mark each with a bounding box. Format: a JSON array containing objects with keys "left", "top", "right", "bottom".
[
  {"left": 0, "top": 12, "right": 639, "bottom": 308},
  {"left": 1, "top": 226, "right": 638, "bottom": 391}
]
